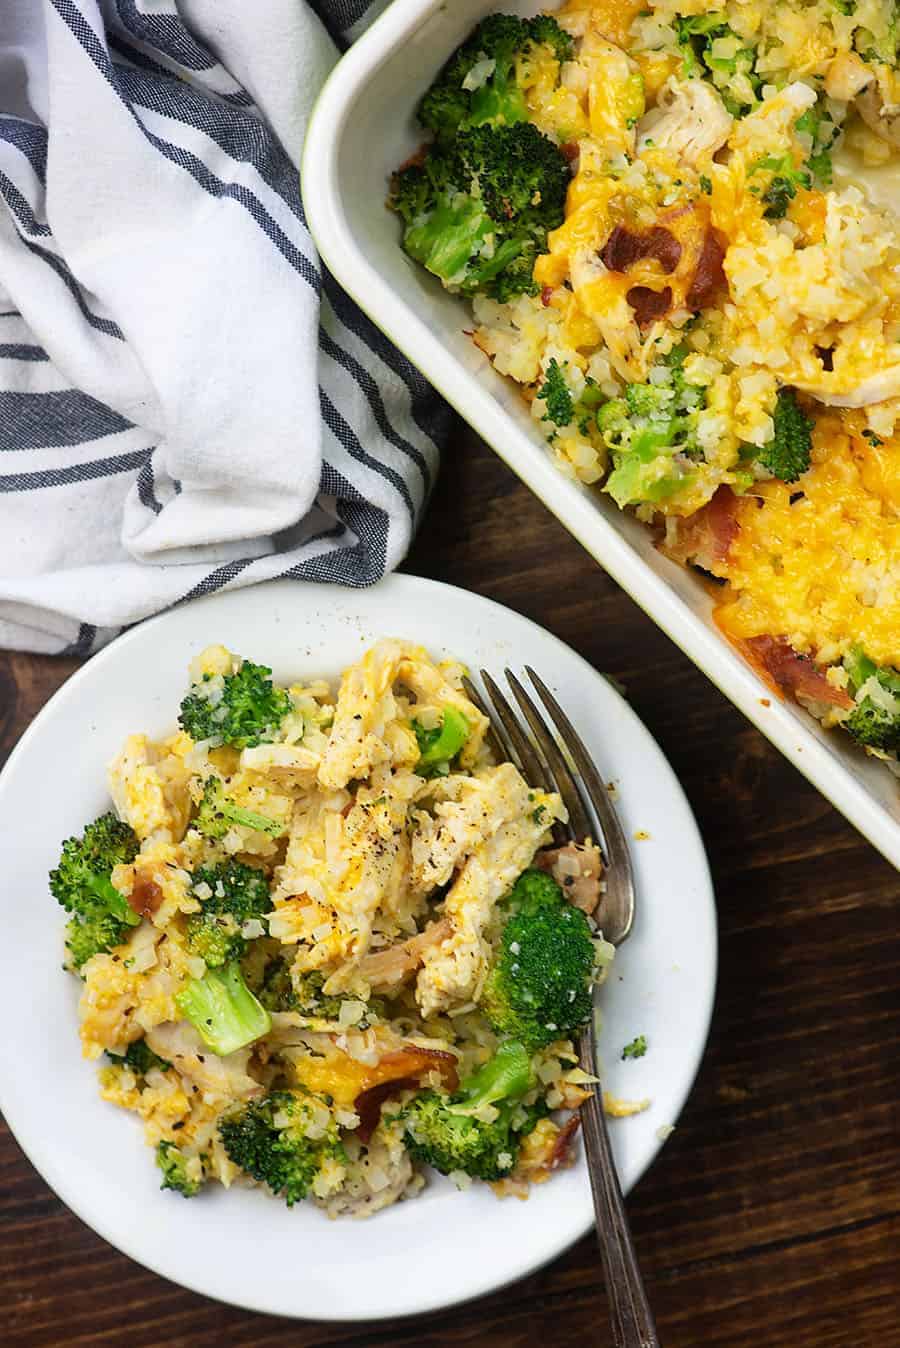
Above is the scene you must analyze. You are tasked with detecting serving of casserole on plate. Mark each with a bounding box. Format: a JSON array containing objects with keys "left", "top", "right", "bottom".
[
  {"left": 58, "top": 636, "right": 617, "bottom": 1216},
  {"left": 303, "top": 0, "right": 900, "bottom": 868}
]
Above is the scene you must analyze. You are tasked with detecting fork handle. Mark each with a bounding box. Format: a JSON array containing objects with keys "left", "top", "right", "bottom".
[{"left": 579, "top": 1019, "right": 661, "bottom": 1348}]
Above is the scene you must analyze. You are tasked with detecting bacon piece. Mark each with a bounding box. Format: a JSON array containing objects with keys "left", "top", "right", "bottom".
[
  {"left": 662, "top": 485, "right": 739, "bottom": 571},
  {"left": 742, "top": 636, "right": 854, "bottom": 710},
  {"left": 599, "top": 209, "right": 719, "bottom": 328},
  {"left": 355, "top": 1076, "right": 419, "bottom": 1145},
  {"left": 535, "top": 841, "right": 604, "bottom": 914},
  {"left": 377, "top": 1045, "right": 459, "bottom": 1090},
  {"left": 560, "top": 141, "right": 580, "bottom": 164},
  {"left": 541, "top": 285, "right": 554, "bottom": 307},
  {"left": 627, "top": 285, "right": 672, "bottom": 326},
  {"left": 601, "top": 225, "right": 682, "bottom": 275},
  {"left": 127, "top": 877, "right": 162, "bottom": 918},
  {"left": 352, "top": 1044, "right": 459, "bottom": 1143},
  {"left": 549, "top": 1114, "right": 582, "bottom": 1171},
  {"left": 357, "top": 918, "right": 453, "bottom": 992},
  {"left": 686, "top": 229, "right": 727, "bottom": 311}
]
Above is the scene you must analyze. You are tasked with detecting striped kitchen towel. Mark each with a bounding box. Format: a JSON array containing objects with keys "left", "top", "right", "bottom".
[{"left": 0, "top": 0, "right": 448, "bottom": 655}]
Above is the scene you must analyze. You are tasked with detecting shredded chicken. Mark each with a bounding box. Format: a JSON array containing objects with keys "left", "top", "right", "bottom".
[
  {"left": 637, "top": 78, "right": 732, "bottom": 166},
  {"left": 416, "top": 793, "right": 565, "bottom": 1016},
  {"left": 107, "top": 733, "right": 191, "bottom": 843},
  {"left": 825, "top": 52, "right": 875, "bottom": 102},
  {"left": 410, "top": 762, "right": 537, "bottom": 893},
  {"left": 856, "top": 83, "right": 900, "bottom": 148},
  {"left": 535, "top": 840, "right": 604, "bottom": 914},
  {"left": 317, "top": 639, "right": 488, "bottom": 791},
  {"left": 793, "top": 365, "right": 900, "bottom": 408},
  {"left": 145, "top": 1022, "right": 263, "bottom": 1098},
  {"left": 357, "top": 918, "right": 452, "bottom": 992},
  {"left": 239, "top": 742, "right": 320, "bottom": 789}
]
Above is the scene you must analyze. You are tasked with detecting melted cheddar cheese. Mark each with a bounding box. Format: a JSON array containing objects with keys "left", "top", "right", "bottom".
[{"left": 716, "top": 419, "right": 900, "bottom": 667}]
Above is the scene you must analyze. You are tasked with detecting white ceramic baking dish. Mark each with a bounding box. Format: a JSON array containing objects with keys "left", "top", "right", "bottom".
[{"left": 302, "top": 0, "right": 900, "bottom": 869}]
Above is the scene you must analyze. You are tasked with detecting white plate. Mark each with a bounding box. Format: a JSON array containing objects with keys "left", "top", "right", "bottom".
[
  {"left": 302, "top": 0, "right": 900, "bottom": 871},
  {"left": 0, "top": 576, "right": 715, "bottom": 1320}
]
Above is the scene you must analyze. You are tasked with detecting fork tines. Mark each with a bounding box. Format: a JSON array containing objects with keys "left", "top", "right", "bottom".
[{"left": 464, "top": 667, "right": 635, "bottom": 947}]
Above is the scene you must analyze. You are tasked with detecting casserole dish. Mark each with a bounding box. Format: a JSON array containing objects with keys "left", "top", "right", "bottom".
[{"left": 302, "top": 0, "right": 900, "bottom": 869}]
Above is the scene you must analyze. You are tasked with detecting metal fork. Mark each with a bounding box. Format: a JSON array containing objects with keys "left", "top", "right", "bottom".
[{"left": 464, "top": 668, "right": 660, "bottom": 1348}]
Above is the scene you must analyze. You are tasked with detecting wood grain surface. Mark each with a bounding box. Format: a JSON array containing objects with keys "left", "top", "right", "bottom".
[{"left": 1, "top": 423, "right": 897, "bottom": 1348}]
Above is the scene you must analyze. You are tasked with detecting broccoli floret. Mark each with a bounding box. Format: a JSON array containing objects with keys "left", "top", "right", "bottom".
[
  {"left": 528, "top": 13, "right": 575, "bottom": 60},
  {"left": 107, "top": 1038, "right": 170, "bottom": 1076},
  {"left": 193, "top": 776, "right": 284, "bottom": 841},
  {"left": 178, "top": 658, "right": 291, "bottom": 749},
  {"left": 254, "top": 954, "right": 299, "bottom": 1012},
  {"left": 183, "top": 915, "right": 243, "bottom": 969},
  {"left": 296, "top": 968, "right": 382, "bottom": 1021},
  {"left": 537, "top": 361, "right": 606, "bottom": 437},
  {"left": 185, "top": 860, "right": 270, "bottom": 968},
  {"left": 757, "top": 388, "right": 812, "bottom": 482},
  {"left": 391, "top": 122, "right": 569, "bottom": 302},
  {"left": 845, "top": 697, "right": 900, "bottom": 750},
  {"left": 625, "top": 381, "right": 671, "bottom": 420},
  {"left": 156, "top": 1141, "right": 202, "bottom": 1197},
  {"left": 503, "top": 867, "right": 563, "bottom": 912},
  {"left": 175, "top": 959, "right": 272, "bottom": 1056},
  {"left": 762, "top": 174, "right": 803, "bottom": 219},
  {"left": 600, "top": 348, "right": 706, "bottom": 508},
  {"left": 674, "top": 13, "right": 760, "bottom": 114},
  {"left": 418, "top": 13, "right": 573, "bottom": 142},
  {"left": 63, "top": 912, "right": 129, "bottom": 972},
  {"left": 538, "top": 358, "right": 575, "bottom": 428},
  {"left": 192, "top": 860, "right": 271, "bottom": 923},
  {"left": 622, "top": 1035, "right": 648, "bottom": 1060},
  {"left": 254, "top": 962, "right": 383, "bottom": 1024},
  {"left": 481, "top": 868, "right": 597, "bottom": 1051},
  {"left": 412, "top": 706, "right": 470, "bottom": 777},
  {"left": 49, "top": 813, "right": 141, "bottom": 970},
  {"left": 403, "top": 1040, "right": 544, "bottom": 1180},
  {"left": 749, "top": 154, "right": 812, "bottom": 219},
  {"left": 843, "top": 645, "right": 877, "bottom": 694},
  {"left": 219, "top": 1090, "right": 342, "bottom": 1206},
  {"left": 794, "top": 102, "right": 840, "bottom": 187},
  {"left": 842, "top": 647, "right": 900, "bottom": 750},
  {"left": 289, "top": 969, "right": 347, "bottom": 1019},
  {"left": 748, "top": 132, "right": 839, "bottom": 216}
]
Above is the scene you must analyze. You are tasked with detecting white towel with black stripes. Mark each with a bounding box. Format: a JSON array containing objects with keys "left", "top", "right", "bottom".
[{"left": 0, "top": 0, "right": 446, "bottom": 655}]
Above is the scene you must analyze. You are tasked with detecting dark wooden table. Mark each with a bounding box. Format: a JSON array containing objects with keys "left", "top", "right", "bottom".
[{"left": 1, "top": 423, "right": 897, "bottom": 1347}]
